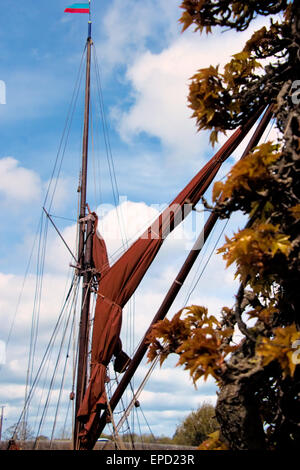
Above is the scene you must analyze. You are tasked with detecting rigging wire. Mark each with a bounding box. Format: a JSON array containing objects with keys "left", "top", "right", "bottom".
[
  {"left": 92, "top": 42, "right": 139, "bottom": 414},
  {"left": 27, "top": 255, "right": 78, "bottom": 440},
  {"left": 32, "top": 276, "right": 80, "bottom": 448},
  {"left": 1, "top": 216, "right": 41, "bottom": 374},
  {"left": 184, "top": 219, "right": 230, "bottom": 307},
  {"left": 7, "top": 33, "right": 135, "bottom": 443},
  {"left": 49, "top": 278, "right": 80, "bottom": 447},
  {"left": 113, "top": 371, "right": 136, "bottom": 447},
  {"left": 139, "top": 405, "right": 156, "bottom": 443},
  {"left": 182, "top": 117, "right": 277, "bottom": 308},
  {"left": 183, "top": 216, "right": 228, "bottom": 306},
  {"left": 112, "top": 357, "right": 160, "bottom": 441},
  {"left": 134, "top": 405, "right": 144, "bottom": 449},
  {"left": 21, "top": 40, "right": 94, "bottom": 440},
  {"left": 9, "top": 34, "right": 277, "bottom": 445},
  {"left": 92, "top": 45, "right": 128, "bottom": 247},
  {"left": 13, "top": 276, "right": 78, "bottom": 436},
  {"left": 43, "top": 45, "right": 86, "bottom": 213},
  {"left": 181, "top": 119, "right": 276, "bottom": 309},
  {"left": 92, "top": 44, "right": 137, "bottom": 358},
  {"left": 24, "top": 214, "right": 49, "bottom": 433},
  {"left": 61, "top": 394, "right": 72, "bottom": 441},
  {"left": 47, "top": 214, "right": 77, "bottom": 223},
  {"left": 7, "top": 42, "right": 86, "bottom": 440}
]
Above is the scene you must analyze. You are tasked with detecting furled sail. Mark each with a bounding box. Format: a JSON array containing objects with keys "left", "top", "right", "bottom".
[{"left": 77, "top": 109, "right": 262, "bottom": 440}]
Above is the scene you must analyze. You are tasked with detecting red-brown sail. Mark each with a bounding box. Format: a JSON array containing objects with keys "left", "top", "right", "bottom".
[{"left": 76, "top": 109, "right": 262, "bottom": 441}]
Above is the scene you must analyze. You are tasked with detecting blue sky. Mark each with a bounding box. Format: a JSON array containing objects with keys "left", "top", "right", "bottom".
[{"left": 0, "top": 0, "right": 278, "bottom": 441}]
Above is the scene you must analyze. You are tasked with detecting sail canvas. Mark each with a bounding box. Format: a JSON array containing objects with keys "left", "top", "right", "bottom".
[{"left": 76, "top": 113, "right": 261, "bottom": 443}]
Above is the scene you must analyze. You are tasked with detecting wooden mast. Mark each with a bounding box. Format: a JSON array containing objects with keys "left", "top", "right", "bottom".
[{"left": 74, "top": 12, "right": 94, "bottom": 450}]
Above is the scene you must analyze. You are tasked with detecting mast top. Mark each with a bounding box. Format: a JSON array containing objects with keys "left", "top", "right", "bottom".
[{"left": 88, "top": 0, "right": 92, "bottom": 39}]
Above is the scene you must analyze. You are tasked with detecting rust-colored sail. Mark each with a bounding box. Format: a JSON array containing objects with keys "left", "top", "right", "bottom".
[{"left": 77, "top": 109, "right": 262, "bottom": 442}]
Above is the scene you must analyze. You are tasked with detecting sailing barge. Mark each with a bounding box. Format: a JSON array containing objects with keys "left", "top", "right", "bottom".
[{"left": 7, "top": 1, "right": 273, "bottom": 451}]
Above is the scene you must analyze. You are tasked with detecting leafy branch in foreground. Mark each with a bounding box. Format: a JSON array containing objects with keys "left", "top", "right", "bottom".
[{"left": 148, "top": 0, "right": 300, "bottom": 450}]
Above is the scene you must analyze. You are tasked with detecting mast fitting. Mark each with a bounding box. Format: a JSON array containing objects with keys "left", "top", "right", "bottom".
[{"left": 79, "top": 213, "right": 96, "bottom": 224}]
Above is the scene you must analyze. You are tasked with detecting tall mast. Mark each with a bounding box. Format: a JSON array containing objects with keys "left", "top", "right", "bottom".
[{"left": 74, "top": 10, "right": 94, "bottom": 450}]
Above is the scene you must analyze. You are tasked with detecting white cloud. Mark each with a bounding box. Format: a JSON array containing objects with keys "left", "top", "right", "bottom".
[
  {"left": 96, "top": 0, "right": 181, "bottom": 74},
  {"left": 109, "top": 13, "right": 272, "bottom": 162},
  {"left": 43, "top": 176, "right": 75, "bottom": 213},
  {"left": 45, "top": 223, "right": 78, "bottom": 274},
  {"left": 116, "top": 36, "right": 210, "bottom": 158},
  {"left": 0, "top": 157, "right": 41, "bottom": 203}
]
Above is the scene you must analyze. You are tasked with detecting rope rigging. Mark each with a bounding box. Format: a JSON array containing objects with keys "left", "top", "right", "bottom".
[
  {"left": 14, "top": 275, "right": 78, "bottom": 436},
  {"left": 184, "top": 217, "right": 230, "bottom": 307},
  {"left": 6, "top": 11, "right": 276, "bottom": 446}
]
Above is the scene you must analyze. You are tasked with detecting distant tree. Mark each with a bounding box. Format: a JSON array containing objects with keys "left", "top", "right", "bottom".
[
  {"left": 105, "top": 432, "right": 173, "bottom": 445},
  {"left": 148, "top": 0, "right": 300, "bottom": 450},
  {"left": 155, "top": 435, "right": 174, "bottom": 445},
  {"left": 173, "top": 403, "right": 219, "bottom": 446},
  {"left": 4, "top": 421, "right": 34, "bottom": 441}
]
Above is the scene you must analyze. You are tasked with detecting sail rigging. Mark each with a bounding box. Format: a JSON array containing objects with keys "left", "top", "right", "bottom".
[
  {"left": 75, "top": 105, "right": 272, "bottom": 449},
  {"left": 5, "top": 2, "right": 277, "bottom": 451}
]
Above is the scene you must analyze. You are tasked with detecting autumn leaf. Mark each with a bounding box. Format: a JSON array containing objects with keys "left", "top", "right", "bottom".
[
  {"left": 147, "top": 305, "right": 235, "bottom": 383},
  {"left": 179, "top": 11, "right": 194, "bottom": 32},
  {"left": 256, "top": 324, "right": 300, "bottom": 378},
  {"left": 218, "top": 223, "right": 292, "bottom": 289},
  {"left": 289, "top": 204, "right": 300, "bottom": 221},
  {"left": 214, "top": 142, "right": 281, "bottom": 201},
  {"left": 198, "top": 431, "right": 229, "bottom": 450},
  {"left": 212, "top": 181, "right": 225, "bottom": 202}
]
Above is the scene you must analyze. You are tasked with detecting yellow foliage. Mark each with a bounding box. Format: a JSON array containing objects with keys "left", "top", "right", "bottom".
[
  {"left": 248, "top": 305, "right": 279, "bottom": 324},
  {"left": 218, "top": 223, "right": 292, "bottom": 288},
  {"left": 188, "top": 65, "right": 229, "bottom": 145},
  {"left": 244, "top": 26, "right": 268, "bottom": 53},
  {"left": 212, "top": 142, "right": 281, "bottom": 203},
  {"left": 147, "top": 306, "right": 235, "bottom": 383},
  {"left": 256, "top": 324, "right": 300, "bottom": 378},
  {"left": 179, "top": 11, "right": 194, "bottom": 32},
  {"left": 212, "top": 181, "right": 224, "bottom": 202},
  {"left": 147, "top": 311, "right": 190, "bottom": 366},
  {"left": 289, "top": 204, "right": 300, "bottom": 221},
  {"left": 179, "top": 0, "right": 211, "bottom": 34},
  {"left": 198, "top": 431, "right": 229, "bottom": 450},
  {"left": 187, "top": 47, "right": 262, "bottom": 144},
  {"left": 223, "top": 50, "right": 262, "bottom": 90}
]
